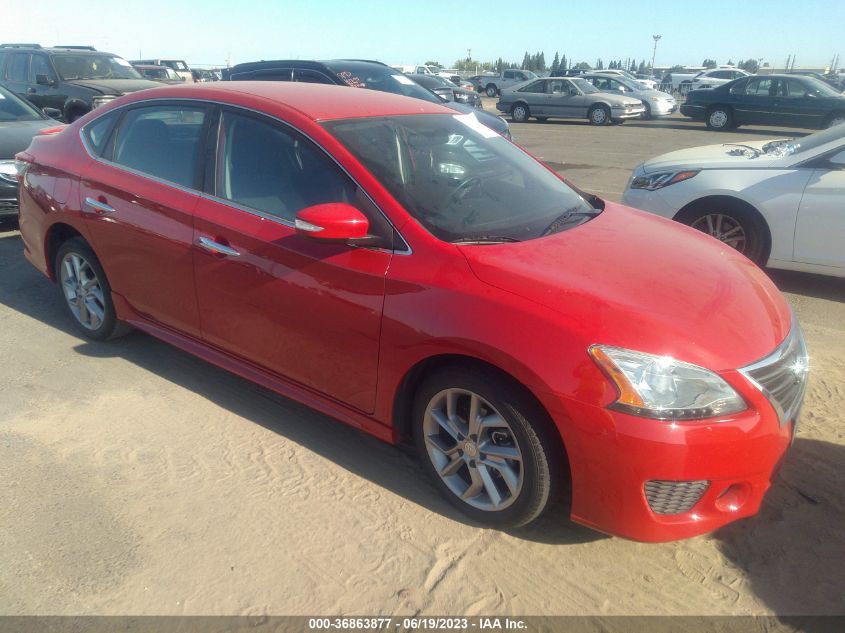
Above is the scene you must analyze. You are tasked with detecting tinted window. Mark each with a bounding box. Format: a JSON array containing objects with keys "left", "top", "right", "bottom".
[
  {"left": 295, "top": 69, "right": 333, "bottom": 84},
  {"left": 322, "top": 61, "right": 441, "bottom": 104},
  {"left": 6, "top": 54, "right": 29, "bottom": 81},
  {"left": 744, "top": 78, "right": 773, "bottom": 96},
  {"left": 504, "top": 71, "right": 515, "bottom": 79},
  {"left": 112, "top": 105, "right": 207, "bottom": 187},
  {"left": 83, "top": 111, "right": 120, "bottom": 156},
  {"left": 780, "top": 79, "right": 809, "bottom": 97},
  {"left": 216, "top": 111, "right": 358, "bottom": 222},
  {"left": 52, "top": 54, "right": 142, "bottom": 80},
  {"left": 29, "top": 55, "right": 54, "bottom": 82},
  {"left": 0, "top": 85, "right": 43, "bottom": 121}
]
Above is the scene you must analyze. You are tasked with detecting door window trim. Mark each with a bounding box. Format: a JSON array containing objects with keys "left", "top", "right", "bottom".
[{"left": 78, "top": 97, "right": 410, "bottom": 254}]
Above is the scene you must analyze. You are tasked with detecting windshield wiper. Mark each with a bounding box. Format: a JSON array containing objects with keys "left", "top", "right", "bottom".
[
  {"left": 541, "top": 207, "right": 602, "bottom": 236},
  {"left": 452, "top": 236, "right": 521, "bottom": 245}
]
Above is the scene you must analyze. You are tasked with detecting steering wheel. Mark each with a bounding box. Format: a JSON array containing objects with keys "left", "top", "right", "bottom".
[{"left": 450, "top": 176, "right": 483, "bottom": 203}]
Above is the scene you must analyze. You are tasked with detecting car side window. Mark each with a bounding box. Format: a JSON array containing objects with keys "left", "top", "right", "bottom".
[
  {"left": 295, "top": 69, "right": 334, "bottom": 84},
  {"left": 83, "top": 111, "right": 120, "bottom": 157},
  {"left": 112, "top": 105, "right": 208, "bottom": 188},
  {"left": 215, "top": 111, "right": 359, "bottom": 223},
  {"left": 518, "top": 81, "right": 545, "bottom": 93},
  {"left": 504, "top": 71, "right": 514, "bottom": 79},
  {"left": 29, "top": 55, "right": 55, "bottom": 83},
  {"left": 743, "top": 78, "right": 772, "bottom": 96},
  {"left": 5, "top": 53, "right": 29, "bottom": 82},
  {"left": 781, "top": 79, "right": 808, "bottom": 98},
  {"left": 546, "top": 80, "right": 566, "bottom": 94}
]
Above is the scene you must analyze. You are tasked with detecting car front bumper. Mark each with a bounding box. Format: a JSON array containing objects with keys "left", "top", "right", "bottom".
[
  {"left": 620, "top": 187, "right": 678, "bottom": 219},
  {"left": 650, "top": 101, "right": 678, "bottom": 117},
  {"left": 613, "top": 106, "right": 647, "bottom": 120},
  {"left": 544, "top": 328, "right": 806, "bottom": 542}
]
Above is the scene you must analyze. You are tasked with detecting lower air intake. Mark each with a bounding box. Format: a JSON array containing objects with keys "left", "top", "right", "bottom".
[{"left": 644, "top": 480, "right": 710, "bottom": 515}]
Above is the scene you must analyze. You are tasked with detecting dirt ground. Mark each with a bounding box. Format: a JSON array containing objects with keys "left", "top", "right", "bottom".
[{"left": 1, "top": 111, "right": 843, "bottom": 617}]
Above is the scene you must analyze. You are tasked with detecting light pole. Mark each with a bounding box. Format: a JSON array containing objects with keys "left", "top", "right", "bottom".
[{"left": 651, "top": 35, "right": 662, "bottom": 75}]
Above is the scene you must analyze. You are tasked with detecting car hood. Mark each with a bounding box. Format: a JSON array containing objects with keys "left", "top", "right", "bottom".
[
  {"left": 66, "top": 78, "right": 162, "bottom": 95},
  {"left": 444, "top": 102, "right": 508, "bottom": 135},
  {"left": 458, "top": 201, "right": 791, "bottom": 371},
  {"left": 0, "top": 119, "right": 58, "bottom": 159},
  {"left": 639, "top": 140, "right": 794, "bottom": 173}
]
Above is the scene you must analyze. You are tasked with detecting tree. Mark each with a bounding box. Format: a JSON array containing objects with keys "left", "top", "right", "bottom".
[
  {"left": 522, "top": 51, "right": 530, "bottom": 69},
  {"left": 574, "top": 61, "right": 592, "bottom": 70},
  {"left": 425, "top": 60, "right": 441, "bottom": 68},
  {"left": 551, "top": 52, "right": 560, "bottom": 72},
  {"left": 702, "top": 58, "right": 717, "bottom": 69},
  {"left": 737, "top": 59, "right": 759, "bottom": 73},
  {"left": 561, "top": 54, "right": 567, "bottom": 71},
  {"left": 595, "top": 58, "right": 604, "bottom": 70},
  {"left": 726, "top": 58, "right": 734, "bottom": 66},
  {"left": 537, "top": 51, "right": 546, "bottom": 71},
  {"left": 637, "top": 60, "right": 646, "bottom": 74}
]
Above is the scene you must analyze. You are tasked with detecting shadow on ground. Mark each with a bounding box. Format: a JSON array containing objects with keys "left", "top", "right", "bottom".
[{"left": 0, "top": 231, "right": 599, "bottom": 546}]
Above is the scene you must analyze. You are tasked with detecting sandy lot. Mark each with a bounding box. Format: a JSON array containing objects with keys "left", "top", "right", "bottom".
[{"left": 1, "top": 113, "right": 843, "bottom": 617}]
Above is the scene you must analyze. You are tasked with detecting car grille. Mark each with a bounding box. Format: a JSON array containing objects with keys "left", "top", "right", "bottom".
[
  {"left": 644, "top": 480, "right": 710, "bottom": 515},
  {"left": 740, "top": 323, "right": 809, "bottom": 427}
]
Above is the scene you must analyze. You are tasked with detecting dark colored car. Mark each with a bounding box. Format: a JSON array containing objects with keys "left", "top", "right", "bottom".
[
  {"left": 681, "top": 74, "right": 845, "bottom": 130},
  {"left": 0, "top": 44, "right": 161, "bottom": 122},
  {"left": 224, "top": 59, "right": 510, "bottom": 138},
  {"left": 0, "top": 84, "right": 63, "bottom": 222},
  {"left": 549, "top": 69, "right": 587, "bottom": 77},
  {"left": 787, "top": 71, "right": 844, "bottom": 92},
  {"left": 406, "top": 73, "right": 482, "bottom": 108}
]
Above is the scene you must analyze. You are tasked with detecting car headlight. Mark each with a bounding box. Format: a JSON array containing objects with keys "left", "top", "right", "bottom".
[
  {"left": 630, "top": 170, "right": 699, "bottom": 190},
  {"left": 589, "top": 345, "right": 746, "bottom": 420},
  {"left": 0, "top": 160, "right": 18, "bottom": 183}
]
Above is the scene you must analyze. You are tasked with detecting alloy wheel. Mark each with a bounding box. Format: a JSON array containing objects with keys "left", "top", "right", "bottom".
[
  {"left": 422, "top": 388, "right": 524, "bottom": 511},
  {"left": 59, "top": 252, "right": 106, "bottom": 330},
  {"left": 690, "top": 213, "right": 747, "bottom": 253},
  {"left": 709, "top": 109, "right": 728, "bottom": 129}
]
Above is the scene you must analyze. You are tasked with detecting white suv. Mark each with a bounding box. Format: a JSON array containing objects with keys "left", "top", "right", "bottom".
[{"left": 691, "top": 68, "right": 750, "bottom": 89}]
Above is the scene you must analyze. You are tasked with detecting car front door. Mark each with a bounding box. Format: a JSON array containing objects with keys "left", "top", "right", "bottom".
[
  {"left": 191, "top": 108, "right": 393, "bottom": 413},
  {"left": 777, "top": 78, "right": 829, "bottom": 128},
  {"left": 78, "top": 102, "right": 209, "bottom": 337},
  {"left": 27, "top": 53, "right": 64, "bottom": 113},
  {"left": 793, "top": 148, "right": 845, "bottom": 270}
]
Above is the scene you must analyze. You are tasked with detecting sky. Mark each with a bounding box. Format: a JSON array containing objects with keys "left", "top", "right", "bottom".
[{"left": 5, "top": 0, "right": 843, "bottom": 70}]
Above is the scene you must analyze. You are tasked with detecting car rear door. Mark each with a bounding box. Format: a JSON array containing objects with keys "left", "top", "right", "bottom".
[
  {"left": 793, "top": 148, "right": 845, "bottom": 270},
  {"left": 191, "top": 108, "right": 393, "bottom": 413},
  {"left": 734, "top": 77, "right": 775, "bottom": 126},
  {"left": 78, "top": 102, "right": 209, "bottom": 336}
]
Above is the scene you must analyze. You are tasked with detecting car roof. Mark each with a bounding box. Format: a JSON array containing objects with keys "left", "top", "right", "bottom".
[{"left": 117, "top": 81, "right": 451, "bottom": 121}]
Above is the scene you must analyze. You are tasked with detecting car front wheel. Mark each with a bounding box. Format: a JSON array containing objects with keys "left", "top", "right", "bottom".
[
  {"left": 680, "top": 204, "right": 767, "bottom": 265},
  {"left": 588, "top": 105, "right": 611, "bottom": 125},
  {"left": 413, "top": 368, "right": 558, "bottom": 528}
]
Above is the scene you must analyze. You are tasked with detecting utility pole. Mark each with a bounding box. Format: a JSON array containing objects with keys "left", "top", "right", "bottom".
[{"left": 651, "top": 35, "right": 661, "bottom": 74}]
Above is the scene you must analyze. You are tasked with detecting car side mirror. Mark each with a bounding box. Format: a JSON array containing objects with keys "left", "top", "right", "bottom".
[
  {"left": 294, "top": 203, "right": 370, "bottom": 242},
  {"left": 36, "top": 74, "right": 55, "bottom": 86},
  {"left": 42, "top": 107, "right": 63, "bottom": 120}
]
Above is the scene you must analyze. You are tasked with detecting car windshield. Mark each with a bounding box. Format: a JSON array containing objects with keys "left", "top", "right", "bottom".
[
  {"left": 0, "top": 86, "right": 43, "bottom": 122},
  {"left": 53, "top": 55, "right": 143, "bottom": 80},
  {"left": 804, "top": 77, "right": 842, "bottom": 97},
  {"left": 324, "top": 114, "right": 599, "bottom": 243},
  {"left": 572, "top": 78, "right": 599, "bottom": 94},
  {"left": 323, "top": 61, "right": 441, "bottom": 104},
  {"left": 764, "top": 123, "right": 845, "bottom": 155}
]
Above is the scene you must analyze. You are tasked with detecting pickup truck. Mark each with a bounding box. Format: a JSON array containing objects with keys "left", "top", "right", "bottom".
[
  {"left": 480, "top": 69, "right": 538, "bottom": 97},
  {"left": 391, "top": 64, "right": 461, "bottom": 84}
]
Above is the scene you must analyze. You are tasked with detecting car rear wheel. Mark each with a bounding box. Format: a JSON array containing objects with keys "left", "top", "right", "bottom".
[
  {"left": 511, "top": 103, "right": 530, "bottom": 123},
  {"left": 413, "top": 368, "right": 557, "bottom": 528},
  {"left": 485, "top": 85, "right": 498, "bottom": 97},
  {"left": 679, "top": 204, "right": 767, "bottom": 265},
  {"left": 55, "top": 237, "right": 130, "bottom": 341},
  {"left": 588, "top": 105, "right": 611, "bottom": 126},
  {"left": 705, "top": 106, "right": 733, "bottom": 130}
]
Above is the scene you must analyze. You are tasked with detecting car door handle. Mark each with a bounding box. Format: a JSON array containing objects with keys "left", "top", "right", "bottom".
[
  {"left": 197, "top": 236, "right": 240, "bottom": 257},
  {"left": 83, "top": 196, "right": 115, "bottom": 214}
]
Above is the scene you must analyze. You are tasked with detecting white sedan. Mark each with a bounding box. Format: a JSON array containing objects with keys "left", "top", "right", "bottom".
[{"left": 622, "top": 125, "right": 845, "bottom": 277}]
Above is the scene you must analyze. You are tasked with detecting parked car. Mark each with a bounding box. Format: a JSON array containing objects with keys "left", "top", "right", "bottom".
[
  {"left": 130, "top": 58, "right": 193, "bottom": 83},
  {"left": 191, "top": 68, "right": 218, "bottom": 82},
  {"left": 0, "top": 85, "right": 63, "bottom": 223},
  {"left": 480, "top": 69, "right": 538, "bottom": 97},
  {"left": 787, "top": 71, "right": 843, "bottom": 92},
  {"left": 0, "top": 44, "right": 161, "bottom": 122},
  {"left": 689, "top": 67, "right": 751, "bottom": 89},
  {"left": 133, "top": 64, "right": 184, "bottom": 84},
  {"left": 681, "top": 74, "right": 845, "bottom": 130},
  {"left": 467, "top": 74, "right": 496, "bottom": 91},
  {"left": 622, "top": 124, "right": 845, "bottom": 276},
  {"left": 224, "top": 59, "right": 510, "bottom": 138},
  {"left": 497, "top": 76, "right": 645, "bottom": 124},
  {"left": 16, "top": 81, "right": 806, "bottom": 542},
  {"left": 549, "top": 69, "right": 588, "bottom": 78},
  {"left": 406, "top": 73, "right": 482, "bottom": 108},
  {"left": 595, "top": 69, "right": 657, "bottom": 90},
  {"left": 582, "top": 73, "right": 676, "bottom": 118}
]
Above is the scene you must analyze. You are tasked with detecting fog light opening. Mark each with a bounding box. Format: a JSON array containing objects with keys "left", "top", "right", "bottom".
[{"left": 715, "top": 483, "right": 751, "bottom": 513}]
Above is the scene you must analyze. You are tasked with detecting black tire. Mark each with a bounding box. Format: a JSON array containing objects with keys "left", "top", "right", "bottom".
[
  {"left": 588, "top": 104, "right": 611, "bottom": 126},
  {"left": 511, "top": 103, "right": 530, "bottom": 123},
  {"left": 54, "top": 237, "right": 130, "bottom": 341},
  {"left": 64, "top": 108, "right": 87, "bottom": 123},
  {"left": 677, "top": 201, "right": 768, "bottom": 265},
  {"left": 412, "top": 366, "right": 559, "bottom": 528},
  {"left": 642, "top": 103, "right": 652, "bottom": 120},
  {"left": 705, "top": 105, "right": 734, "bottom": 130},
  {"left": 485, "top": 84, "right": 498, "bottom": 97},
  {"left": 535, "top": 116, "right": 549, "bottom": 122}
]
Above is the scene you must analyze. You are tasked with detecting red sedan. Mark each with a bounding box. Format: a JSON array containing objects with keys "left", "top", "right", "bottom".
[{"left": 15, "top": 82, "right": 808, "bottom": 541}]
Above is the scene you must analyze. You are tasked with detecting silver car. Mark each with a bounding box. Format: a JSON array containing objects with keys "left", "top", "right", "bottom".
[
  {"left": 496, "top": 77, "right": 645, "bottom": 125},
  {"left": 583, "top": 73, "right": 677, "bottom": 119}
]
